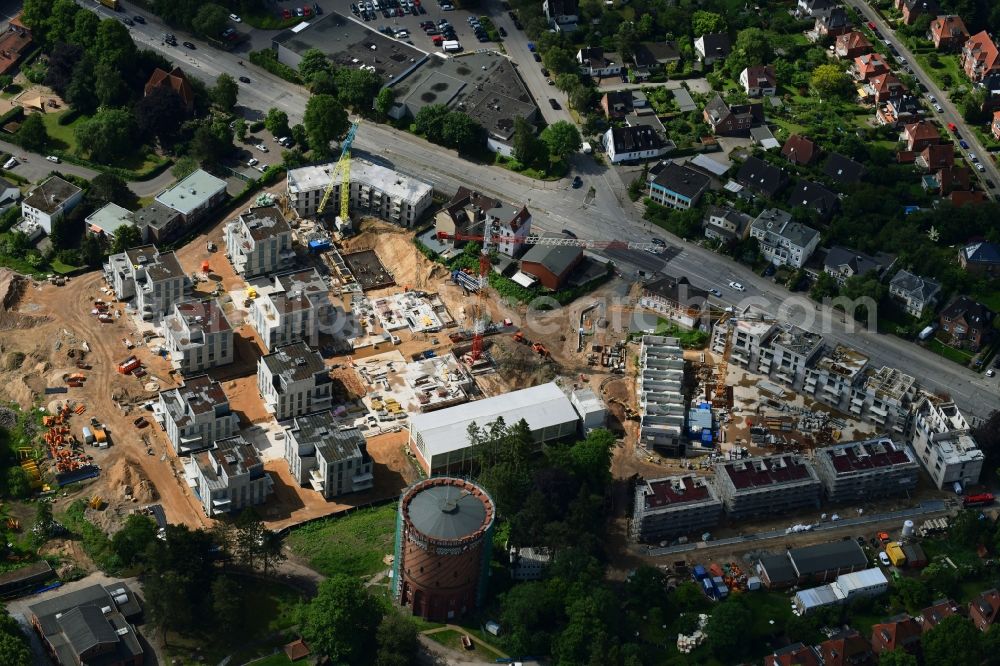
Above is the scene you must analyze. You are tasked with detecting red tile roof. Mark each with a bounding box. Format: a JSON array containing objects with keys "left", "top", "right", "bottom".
[
  {"left": 905, "top": 120, "right": 940, "bottom": 144},
  {"left": 964, "top": 31, "right": 1000, "bottom": 77},
  {"left": 871, "top": 616, "right": 921, "bottom": 653},
  {"left": 855, "top": 53, "right": 890, "bottom": 79},
  {"left": 930, "top": 15, "right": 969, "bottom": 47},
  {"left": 782, "top": 134, "right": 819, "bottom": 165},
  {"left": 144, "top": 67, "right": 195, "bottom": 111},
  {"left": 0, "top": 16, "right": 33, "bottom": 77},
  {"left": 836, "top": 31, "right": 871, "bottom": 56}
]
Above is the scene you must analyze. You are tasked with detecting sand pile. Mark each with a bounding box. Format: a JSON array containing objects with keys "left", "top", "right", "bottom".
[{"left": 106, "top": 457, "right": 158, "bottom": 503}]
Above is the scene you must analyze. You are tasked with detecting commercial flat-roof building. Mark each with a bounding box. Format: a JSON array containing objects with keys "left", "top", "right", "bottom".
[
  {"left": 28, "top": 582, "right": 143, "bottom": 666},
  {"left": 789, "top": 540, "right": 870, "bottom": 581},
  {"left": 130, "top": 201, "right": 183, "bottom": 244},
  {"left": 257, "top": 341, "right": 333, "bottom": 420},
  {"left": 801, "top": 344, "right": 870, "bottom": 414},
  {"left": 163, "top": 299, "right": 233, "bottom": 375},
  {"left": 22, "top": 176, "right": 83, "bottom": 234},
  {"left": 637, "top": 336, "right": 688, "bottom": 456},
  {"left": 104, "top": 244, "right": 191, "bottom": 321},
  {"left": 815, "top": 436, "right": 919, "bottom": 503},
  {"left": 158, "top": 374, "right": 240, "bottom": 455},
  {"left": 85, "top": 203, "right": 134, "bottom": 239},
  {"left": 408, "top": 382, "right": 579, "bottom": 475},
  {"left": 630, "top": 475, "right": 723, "bottom": 542},
  {"left": 224, "top": 206, "right": 294, "bottom": 278},
  {"left": 286, "top": 159, "right": 433, "bottom": 226},
  {"left": 251, "top": 268, "right": 338, "bottom": 351},
  {"left": 908, "top": 397, "right": 982, "bottom": 490},
  {"left": 648, "top": 162, "right": 711, "bottom": 210},
  {"left": 570, "top": 387, "right": 606, "bottom": 430},
  {"left": 154, "top": 168, "right": 227, "bottom": 225},
  {"left": 187, "top": 434, "right": 273, "bottom": 517},
  {"left": 793, "top": 568, "right": 889, "bottom": 614},
  {"left": 284, "top": 411, "right": 373, "bottom": 499},
  {"left": 713, "top": 454, "right": 822, "bottom": 520}
]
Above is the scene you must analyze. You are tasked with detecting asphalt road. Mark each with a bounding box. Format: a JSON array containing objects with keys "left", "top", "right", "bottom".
[
  {"left": 844, "top": 0, "right": 1000, "bottom": 192},
  {"left": 83, "top": 0, "right": 1000, "bottom": 422}
]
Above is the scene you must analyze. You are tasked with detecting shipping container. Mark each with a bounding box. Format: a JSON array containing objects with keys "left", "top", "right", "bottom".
[
  {"left": 692, "top": 565, "right": 708, "bottom": 581},
  {"left": 308, "top": 239, "right": 331, "bottom": 253},
  {"left": 442, "top": 40, "right": 461, "bottom": 52},
  {"left": 701, "top": 577, "right": 716, "bottom": 599},
  {"left": 885, "top": 542, "right": 907, "bottom": 567},
  {"left": 81, "top": 427, "right": 94, "bottom": 444}
]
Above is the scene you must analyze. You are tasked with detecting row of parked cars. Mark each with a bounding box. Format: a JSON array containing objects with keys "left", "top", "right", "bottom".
[
  {"left": 281, "top": 5, "right": 322, "bottom": 19},
  {"left": 352, "top": 0, "right": 424, "bottom": 22}
]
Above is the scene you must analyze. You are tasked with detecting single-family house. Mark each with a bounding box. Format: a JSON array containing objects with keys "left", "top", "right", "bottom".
[
  {"left": 765, "top": 643, "right": 821, "bottom": 666},
  {"left": 632, "top": 42, "right": 680, "bottom": 79},
  {"left": 600, "top": 90, "right": 635, "bottom": 119},
  {"left": 85, "top": 203, "right": 134, "bottom": 240},
  {"left": 939, "top": 296, "right": 995, "bottom": 350},
  {"left": 959, "top": 241, "right": 1000, "bottom": 275},
  {"left": 694, "top": 33, "right": 731, "bottom": 65},
  {"left": 896, "top": 0, "right": 941, "bottom": 26},
  {"left": 866, "top": 72, "right": 906, "bottom": 104},
  {"left": 703, "top": 94, "right": 764, "bottom": 136},
  {"left": 969, "top": 589, "right": 1000, "bottom": 632},
  {"left": 817, "top": 629, "right": 874, "bottom": 666},
  {"left": 750, "top": 125, "right": 781, "bottom": 150},
  {"left": 602, "top": 125, "right": 670, "bottom": 164},
  {"left": 916, "top": 143, "right": 954, "bottom": 171},
  {"left": 0, "top": 15, "right": 33, "bottom": 78},
  {"left": 815, "top": 8, "right": 851, "bottom": 39},
  {"left": 703, "top": 206, "right": 752, "bottom": 242},
  {"left": 787, "top": 180, "right": 840, "bottom": 220},
  {"left": 735, "top": 155, "right": 790, "bottom": 198},
  {"left": 435, "top": 186, "right": 532, "bottom": 258},
  {"left": 994, "top": 110, "right": 1000, "bottom": 140},
  {"left": 740, "top": 65, "right": 777, "bottom": 97},
  {"left": 836, "top": 31, "right": 872, "bottom": 60},
  {"left": 929, "top": 15, "right": 969, "bottom": 50},
  {"left": 854, "top": 53, "right": 891, "bottom": 81},
  {"left": 577, "top": 47, "right": 622, "bottom": 76},
  {"left": 750, "top": 208, "right": 821, "bottom": 268},
  {"left": 926, "top": 164, "right": 970, "bottom": 195},
  {"left": 21, "top": 176, "right": 83, "bottom": 234},
  {"left": 871, "top": 614, "right": 922, "bottom": 655},
  {"left": 823, "top": 246, "right": 895, "bottom": 285},
  {"left": 823, "top": 153, "right": 866, "bottom": 185},
  {"left": 796, "top": 0, "right": 835, "bottom": 18},
  {"left": 904, "top": 120, "right": 940, "bottom": 151},
  {"left": 782, "top": 134, "right": 819, "bottom": 166},
  {"left": 889, "top": 269, "right": 941, "bottom": 317}
]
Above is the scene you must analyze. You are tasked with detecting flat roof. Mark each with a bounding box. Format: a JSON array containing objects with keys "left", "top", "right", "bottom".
[
  {"left": 767, "top": 323, "right": 823, "bottom": 357},
  {"left": 409, "top": 382, "right": 578, "bottom": 459},
  {"left": 288, "top": 410, "right": 366, "bottom": 463},
  {"left": 814, "top": 344, "right": 868, "bottom": 379},
  {"left": 641, "top": 475, "right": 715, "bottom": 510},
  {"left": 238, "top": 206, "right": 290, "bottom": 241},
  {"left": 274, "top": 11, "right": 426, "bottom": 82},
  {"left": 161, "top": 374, "right": 229, "bottom": 425},
  {"left": 837, "top": 567, "right": 887, "bottom": 592},
  {"left": 85, "top": 202, "right": 134, "bottom": 235},
  {"left": 155, "top": 169, "right": 226, "bottom": 216},
  {"left": 820, "top": 437, "right": 915, "bottom": 475},
  {"left": 197, "top": 435, "right": 262, "bottom": 481},
  {"left": 262, "top": 341, "right": 327, "bottom": 384},
  {"left": 132, "top": 201, "right": 181, "bottom": 231},
  {"left": 287, "top": 159, "right": 432, "bottom": 202},
  {"left": 721, "top": 455, "right": 813, "bottom": 490},
  {"left": 169, "top": 299, "right": 232, "bottom": 335}
]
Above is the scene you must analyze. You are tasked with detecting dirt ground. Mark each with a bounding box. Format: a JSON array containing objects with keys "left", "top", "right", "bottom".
[{"left": 259, "top": 430, "right": 419, "bottom": 531}]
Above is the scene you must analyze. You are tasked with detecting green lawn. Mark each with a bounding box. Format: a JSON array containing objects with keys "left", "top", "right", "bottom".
[
  {"left": 971, "top": 288, "right": 1000, "bottom": 313},
  {"left": 49, "top": 259, "right": 83, "bottom": 275},
  {"left": 39, "top": 110, "right": 167, "bottom": 175},
  {"left": 926, "top": 338, "right": 973, "bottom": 365},
  {"left": 915, "top": 53, "right": 966, "bottom": 92},
  {"left": 287, "top": 503, "right": 397, "bottom": 578}
]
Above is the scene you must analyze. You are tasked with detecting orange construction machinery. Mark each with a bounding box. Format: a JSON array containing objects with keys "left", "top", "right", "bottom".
[{"left": 436, "top": 229, "right": 661, "bottom": 364}]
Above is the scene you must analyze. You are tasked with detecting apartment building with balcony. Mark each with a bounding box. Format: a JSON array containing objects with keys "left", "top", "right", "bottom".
[
  {"left": 162, "top": 299, "right": 233, "bottom": 375},
  {"left": 257, "top": 341, "right": 332, "bottom": 420},
  {"left": 224, "top": 206, "right": 294, "bottom": 279},
  {"left": 713, "top": 454, "right": 822, "bottom": 519},
  {"left": 251, "top": 268, "right": 338, "bottom": 351},
  {"left": 284, "top": 410, "right": 374, "bottom": 499},
  {"left": 104, "top": 244, "right": 190, "bottom": 321},
  {"left": 908, "top": 397, "right": 982, "bottom": 490},
  {"left": 630, "top": 475, "right": 724, "bottom": 542},
  {"left": 158, "top": 374, "right": 240, "bottom": 455},
  {"left": 814, "top": 437, "right": 920, "bottom": 503},
  {"left": 801, "top": 344, "right": 870, "bottom": 414},
  {"left": 186, "top": 434, "right": 273, "bottom": 517},
  {"left": 637, "top": 336, "right": 688, "bottom": 457},
  {"left": 286, "top": 159, "right": 433, "bottom": 227},
  {"left": 749, "top": 208, "right": 821, "bottom": 268}
]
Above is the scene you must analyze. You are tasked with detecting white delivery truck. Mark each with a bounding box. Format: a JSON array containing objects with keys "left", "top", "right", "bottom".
[{"left": 442, "top": 40, "right": 461, "bottom": 52}]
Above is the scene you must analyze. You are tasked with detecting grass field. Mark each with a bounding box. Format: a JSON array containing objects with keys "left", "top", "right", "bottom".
[
  {"left": 915, "top": 53, "right": 965, "bottom": 92},
  {"left": 39, "top": 110, "right": 166, "bottom": 175},
  {"left": 287, "top": 503, "right": 397, "bottom": 578},
  {"left": 926, "top": 338, "right": 973, "bottom": 365}
]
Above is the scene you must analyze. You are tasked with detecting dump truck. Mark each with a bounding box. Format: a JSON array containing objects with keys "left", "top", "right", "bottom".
[{"left": 93, "top": 428, "right": 108, "bottom": 448}]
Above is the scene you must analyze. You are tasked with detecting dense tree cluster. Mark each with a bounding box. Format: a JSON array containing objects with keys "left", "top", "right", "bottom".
[{"left": 413, "top": 104, "right": 485, "bottom": 155}]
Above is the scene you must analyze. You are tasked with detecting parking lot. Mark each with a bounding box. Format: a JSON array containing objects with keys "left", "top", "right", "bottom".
[{"left": 347, "top": 0, "right": 500, "bottom": 53}]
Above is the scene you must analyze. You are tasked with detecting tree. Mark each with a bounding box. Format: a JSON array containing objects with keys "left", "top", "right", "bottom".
[
  {"left": 414, "top": 104, "right": 450, "bottom": 143},
  {"left": 210, "top": 576, "right": 243, "bottom": 641},
  {"left": 135, "top": 85, "right": 187, "bottom": 146},
  {"left": 234, "top": 509, "right": 265, "bottom": 569},
  {"left": 192, "top": 3, "right": 229, "bottom": 39},
  {"left": 615, "top": 21, "right": 639, "bottom": 62},
  {"left": 542, "top": 47, "right": 577, "bottom": 75},
  {"left": 75, "top": 109, "right": 136, "bottom": 163},
  {"left": 171, "top": 156, "right": 199, "bottom": 181},
  {"left": 291, "top": 123, "right": 308, "bottom": 148},
  {"left": 4, "top": 466, "right": 30, "bottom": 499},
  {"left": 16, "top": 114, "right": 48, "bottom": 152},
  {"left": 983, "top": 624, "right": 1000, "bottom": 666},
  {"left": 0, "top": 609, "right": 31, "bottom": 666},
  {"left": 440, "top": 112, "right": 482, "bottom": 153},
  {"left": 80, "top": 233, "right": 104, "bottom": 267},
  {"left": 922, "top": 615, "right": 982, "bottom": 666},
  {"left": 691, "top": 10, "right": 725, "bottom": 36},
  {"left": 568, "top": 84, "right": 595, "bottom": 112},
  {"left": 810, "top": 270, "right": 839, "bottom": 301},
  {"left": 264, "top": 108, "right": 290, "bottom": 138},
  {"left": 374, "top": 87, "right": 396, "bottom": 120},
  {"left": 704, "top": 600, "right": 752, "bottom": 660},
  {"left": 334, "top": 67, "right": 382, "bottom": 110},
  {"left": 878, "top": 649, "right": 918, "bottom": 666},
  {"left": 110, "top": 514, "right": 157, "bottom": 567},
  {"left": 303, "top": 94, "right": 349, "bottom": 156},
  {"left": 540, "top": 121, "right": 582, "bottom": 159},
  {"left": 947, "top": 509, "right": 993, "bottom": 547},
  {"left": 811, "top": 63, "right": 853, "bottom": 99},
  {"left": 87, "top": 173, "right": 137, "bottom": 209},
  {"left": 110, "top": 224, "right": 142, "bottom": 254},
  {"left": 733, "top": 27, "right": 772, "bottom": 68},
  {"left": 513, "top": 116, "right": 545, "bottom": 167},
  {"left": 189, "top": 117, "right": 234, "bottom": 165},
  {"left": 212, "top": 73, "right": 239, "bottom": 112},
  {"left": 298, "top": 48, "right": 333, "bottom": 82},
  {"left": 893, "top": 576, "right": 931, "bottom": 613},
  {"left": 43, "top": 42, "right": 84, "bottom": 96},
  {"left": 234, "top": 118, "right": 247, "bottom": 142},
  {"left": 65, "top": 57, "right": 99, "bottom": 115},
  {"left": 94, "top": 59, "right": 127, "bottom": 108},
  {"left": 299, "top": 575, "right": 383, "bottom": 663},
  {"left": 94, "top": 19, "right": 136, "bottom": 76},
  {"left": 375, "top": 611, "right": 418, "bottom": 666}
]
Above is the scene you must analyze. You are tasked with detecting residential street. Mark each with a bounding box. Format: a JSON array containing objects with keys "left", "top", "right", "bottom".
[
  {"left": 843, "top": 0, "right": 1000, "bottom": 193},
  {"left": 77, "top": 0, "right": 1000, "bottom": 423}
]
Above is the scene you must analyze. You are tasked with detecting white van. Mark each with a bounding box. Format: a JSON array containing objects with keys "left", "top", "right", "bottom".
[{"left": 2, "top": 157, "right": 17, "bottom": 170}]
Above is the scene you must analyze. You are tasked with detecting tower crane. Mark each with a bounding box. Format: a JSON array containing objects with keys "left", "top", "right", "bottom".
[
  {"left": 436, "top": 229, "right": 663, "bottom": 363},
  {"left": 316, "top": 120, "right": 360, "bottom": 227}
]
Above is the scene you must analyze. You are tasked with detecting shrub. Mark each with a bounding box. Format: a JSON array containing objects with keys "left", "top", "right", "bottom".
[{"left": 248, "top": 49, "right": 302, "bottom": 84}]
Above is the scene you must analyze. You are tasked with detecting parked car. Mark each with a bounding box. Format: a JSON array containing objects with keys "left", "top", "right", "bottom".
[
  {"left": 247, "top": 157, "right": 259, "bottom": 167},
  {"left": 239, "top": 76, "right": 251, "bottom": 83},
  {"left": 133, "top": 15, "right": 146, "bottom": 24},
  {"left": 121, "top": 17, "right": 134, "bottom": 26},
  {"left": 987, "top": 368, "right": 996, "bottom": 377},
  {"left": 183, "top": 41, "right": 196, "bottom": 49},
  {"left": 540, "top": 67, "right": 549, "bottom": 77},
  {"left": 256, "top": 164, "right": 268, "bottom": 173},
  {"left": 572, "top": 175, "right": 582, "bottom": 188},
  {"left": 866, "top": 21, "right": 875, "bottom": 30},
  {"left": 256, "top": 143, "right": 269, "bottom": 153},
  {"left": 548, "top": 98, "right": 560, "bottom": 109},
  {"left": 934, "top": 104, "right": 943, "bottom": 112},
  {"left": 960, "top": 140, "right": 970, "bottom": 149},
  {"left": 878, "top": 551, "right": 891, "bottom": 567},
  {"left": 728, "top": 281, "right": 745, "bottom": 292},
  {"left": 498, "top": 26, "right": 507, "bottom": 37},
  {"left": 709, "top": 288, "right": 722, "bottom": 297},
  {"left": 532, "top": 52, "right": 541, "bottom": 62},
  {"left": 2, "top": 158, "right": 16, "bottom": 169},
  {"left": 969, "top": 152, "right": 978, "bottom": 162},
  {"left": 229, "top": 13, "right": 242, "bottom": 22},
  {"left": 46, "top": 155, "right": 60, "bottom": 163},
  {"left": 977, "top": 163, "right": 986, "bottom": 172}
]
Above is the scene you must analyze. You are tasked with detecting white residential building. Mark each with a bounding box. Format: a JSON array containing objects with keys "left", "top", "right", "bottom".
[
  {"left": 224, "top": 206, "right": 294, "bottom": 278},
  {"left": 251, "top": 268, "right": 338, "bottom": 351},
  {"left": 749, "top": 208, "right": 821, "bottom": 268},
  {"left": 257, "top": 342, "right": 333, "bottom": 420},
  {"left": 187, "top": 435, "right": 273, "bottom": 517},
  {"left": 577, "top": 47, "right": 622, "bottom": 76},
  {"left": 908, "top": 397, "right": 982, "bottom": 490},
  {"left": 286, "top": 159, "right": 433, "bottom": 227},
  {"left": 104, "top": 244, "right": 191, "bottom": 321},
  {"left": 162, "top": 299, "right": 233, "bottom": 375},
  {"left": 158, "top": 375, "right": 240, "bottom": 455},
  {"left": 637, "top": 335, "right": 688, "bottom": 456},
  {"left": 434, "top": 186, "right": 532, "bottom": 258},
  {"left": 889, "top": 269, "right": 942, "bottom": 316},
  {"left": 284, "top": 410, "right": 374, "bottom": 499},
  {"left": 602, "top": 125, "right": 670, "bottom": 164},
  {"left": 21, "top": 176, "right": 83, "bottom": 234}
]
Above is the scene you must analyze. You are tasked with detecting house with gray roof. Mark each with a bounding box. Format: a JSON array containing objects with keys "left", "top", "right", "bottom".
[
  {"left": 257, "top": 342, "right": 333, "bottom": 419},
  {"left": 155, "top": 168, "right": 227, "bottom": 225},
  {"left": 823, "top": 246, "right": 896, "bottom": 285},
  {"left": 787, "top": 180, "right": 840, "bottom": 220},
  {"left": 703, "top": 206, "right": 752, "bottom": 242},
  {"left": 750, "top": 209, "right": 820, "bottom": 268},
  {"left": 694, "top": 33, "right": 731, "bottom": 64},
  {"left": 28, "top": 582, "right": 143, "bottom": 666},
  {"left": 187, "top": 434, "right": 273, "bottom": 517},
  {"left": 130, "top": 201, "right": 183, "bottom": 244},
  {"left": 284, "top": 410, "right": 374, "bottom": 499},
  {"left": 823, "top": 152, "right": 866, "bottom": 185},
  {"left": 736, "top": 156, "right": 789, "bottom": 197},
  {"left": 21, "top": 175, "right": 83, "bottom": 234},
  {"left": 959, "top": 241, "right": 1000, "bottom": 276},
  {"left": 518, "top": 243, "right": 583, "bottom": 289},
  {"left": 648, "top": 162, "right": 710, "bottom": 210},
  {"left": 889, "top": 269, "right": 942, "bottom": 316}
]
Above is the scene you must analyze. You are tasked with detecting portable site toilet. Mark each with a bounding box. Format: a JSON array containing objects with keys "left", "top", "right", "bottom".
[{"left": 746, "top": 576, "right": 762, "bottom": 591}]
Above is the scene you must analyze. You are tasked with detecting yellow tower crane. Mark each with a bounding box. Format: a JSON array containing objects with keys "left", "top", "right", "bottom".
[{"left": 316, "top": 120, "right": 360, "bottom": 229}]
